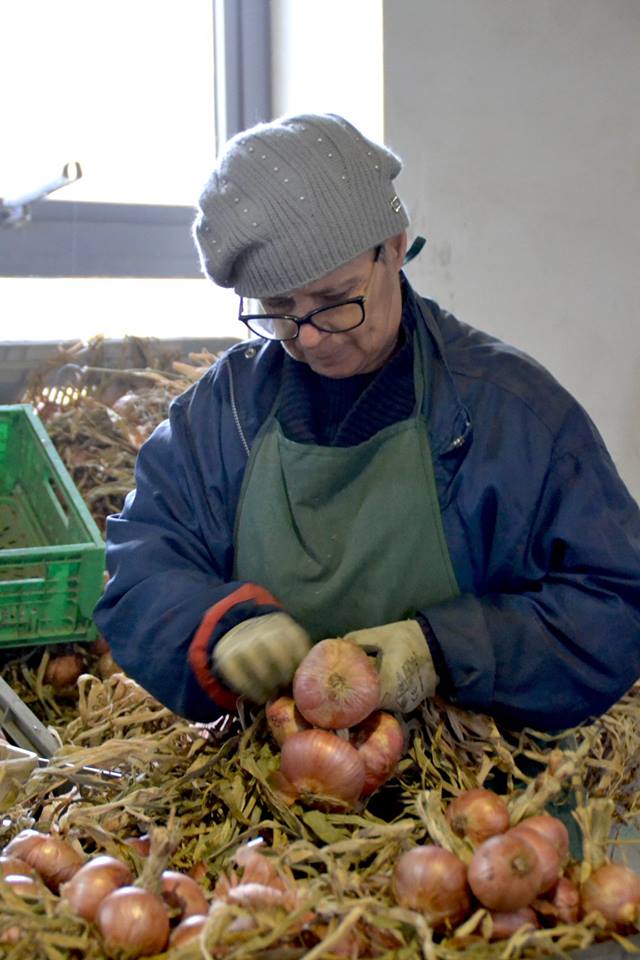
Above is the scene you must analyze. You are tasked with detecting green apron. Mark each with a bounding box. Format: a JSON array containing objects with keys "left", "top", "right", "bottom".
[{"left": 233, "top": 320, "right": 460, "bottom": 639}]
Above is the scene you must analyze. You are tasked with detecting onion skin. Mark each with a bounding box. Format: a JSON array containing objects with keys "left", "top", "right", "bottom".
[
  {"left": 351, "top": 711, "right": 405, "bottom": 796},
  {"left": 96, "top": 885, "right": 170, "bottom": 956},
  {"left": 515, "top": 814, "right": 569, "bottom": 864},
  {"left": 488, "top": 907, "right": 539, "bottom": 941},
  {"left": 509, "top": 824, "right": 561, "bottom": 894},
  {"left": 266, "top": 695, "right": 310, "bottom": 746},
  {"left": 292, "top": 638, "right": 380, "bottom": 729},
  {"left": 581, "top": 863, "right": 640, "bottom": 927},
  {"left": 280, "top": 729, "right": 366, "bottom": 808},
  {"left": 468, "top": 832, "right": 543, "bottom": 911},
  {"left": 446, "top": 788, "right": 510, "bottom": 845},
  {"left": 161, "top": 869, "right": 209, "bottom": 919},
  {"left": 169, "top": 914, "right": 207, "bottom": 950},
  {"left": 60, "top": 855, "right": 133, "bottom": 921},
  {"left": 392, "top": 845, "right": 471, "bottom": 929}
]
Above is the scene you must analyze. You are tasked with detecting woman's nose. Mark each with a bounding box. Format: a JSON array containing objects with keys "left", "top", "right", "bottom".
[{"left": 297, "top": 322, "right": 326, "bottom": 348}]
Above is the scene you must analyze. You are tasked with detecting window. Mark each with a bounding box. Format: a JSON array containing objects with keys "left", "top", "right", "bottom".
[{"left": 0, "top": 0, "right": 271, "bottom": 342}]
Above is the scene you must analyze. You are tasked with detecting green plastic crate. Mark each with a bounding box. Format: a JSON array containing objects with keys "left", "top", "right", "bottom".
[{"left": 0, "top": 404, "right": 105, "bottom": 648}]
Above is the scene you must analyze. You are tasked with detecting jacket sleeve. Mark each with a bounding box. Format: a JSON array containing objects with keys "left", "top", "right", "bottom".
[
  {"left": 93, "top": 369, "right": 277, "bottom": 722},
  {"left": 424, "top": 418, "right": 640, "bottom": 732}
]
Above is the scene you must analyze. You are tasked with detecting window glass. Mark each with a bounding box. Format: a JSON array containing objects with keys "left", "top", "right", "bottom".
[
  {"left": 0, "top": 0, "right": 215, "bottom": 205},
  {"left": 2, "top": 279, "right": 240, "bottom": 341},
  {"left": 0, "top": 1, "right": 244, "bottom": 342}
]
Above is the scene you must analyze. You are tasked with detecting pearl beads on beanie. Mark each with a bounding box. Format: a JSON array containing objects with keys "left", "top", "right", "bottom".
[{"left": 193, "top": 113, "right": 409, "bottom": 299}]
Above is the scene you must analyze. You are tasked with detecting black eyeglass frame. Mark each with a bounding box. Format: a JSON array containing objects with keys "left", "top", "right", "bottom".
[{"left": 238, "top": 245, "right": 383, "bottom": 342}]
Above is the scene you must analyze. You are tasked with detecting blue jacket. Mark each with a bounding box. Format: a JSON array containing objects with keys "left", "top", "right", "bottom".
[{"left": 94, "top": 281, "right": 640, "bottom": 731}]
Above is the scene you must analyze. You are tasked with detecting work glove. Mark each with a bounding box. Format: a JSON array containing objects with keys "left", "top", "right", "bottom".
[
  {"left": 213, "top": 612, "right": 312, "bottom": 704},
  {"left": 344, "top": 619, "right": 438, "bottom": 713}
]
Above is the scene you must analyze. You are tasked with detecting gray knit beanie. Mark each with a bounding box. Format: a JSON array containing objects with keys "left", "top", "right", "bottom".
[{"left": 193, "top": 113, "right": 409, "bottom": 298}]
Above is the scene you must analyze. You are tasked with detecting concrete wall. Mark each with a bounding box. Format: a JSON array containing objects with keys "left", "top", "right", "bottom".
[
  {"left": 271, "top": 0, "right": 639, "bottom": 498},
  {"left": 271, "top": 0, "right": 384, "bottom": 144},
  {"left": 384, "top": 0, "right": 640, "bottom": 497}
]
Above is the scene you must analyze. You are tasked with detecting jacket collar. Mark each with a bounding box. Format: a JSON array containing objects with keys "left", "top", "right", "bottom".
[{"left": 402, "top": 276, "right": 473, "bottom": 462}]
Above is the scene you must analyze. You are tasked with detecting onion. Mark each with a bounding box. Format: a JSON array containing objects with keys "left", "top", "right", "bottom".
[
  {"left": 446, "top": 788, "right": 510, "bottom": 845},
  {"left": 88, "top": 635, "right": 111, "bottom": 656},
  {"left": 227, "top": 882, "right": 293, "bottom": 909},
  {"left": 3, "top": 829, "right": 48, "bottom": 861},
  {"left": 581, "top": 862, "right": 640, "bottom": 927},
  {"left": 0, "top": 874, "right": 42, "bottom": 899},
  {"left": 60, "top": 855, "right": 133, "bottom": 921},
  {"left": 515, "top": 814, "right": 569, "bottom": 864},
  {"left": 537, "top": 876, "right": 580, "bottom": 924},
  {"left": 468, "top": 832, "right": 543, "bottom": 911},
  {"left": 97, "top": 652, "right": 123, "bottom": 679},
  {"left": 44, "top": 653, "right": 85, "bottom": 691},
  {"left": 169, "top": 914, "right": 207, "bottom": 950},
  {"left": 350, "top": 711, "right": 405, "bottom": 796},
  {"left": 312, "top": 922, "right": 363, "bottom": 957},
  {"left": 89, "top": 635, "right": 111, "bottom": 657},
  {"left": 292, "top": 638, "right": 380, "bottom": 729},
  {"left": 265, "top": 695, "right": 310, "bottom": 746},
  {"left": 123, "top": 833, "right": 151, "bottom": 857},
  {"left": 161, "top": 869, "right": 209, "bottom": 919},
  {"left": 96, "top": 885, "right": 170, "bottom": 956},
  {"left": 5, "top": 831, "right": 84, "bottom": 892},
  {"left": 208, "top": 897, "right": 257, "bottom": 933},
  {"left": 0, "top": 926, "right": 21, "bottom": 945},
  {"left": 234, "top": 844, "right": 283, "bottom": 888},
  {"left": 280, "top": 729, "right": 366, "bottom": 808},
  {"left": 392, "top": 845, "right": 471, "bottom": 929},
  {"left": 0, "top": 855, "right": 37, "bottom": 878},
  {"left": 488, "top": 907, "right": 539, "bottom": 941},
  {"left": 188, "top": 860, "right": 208, "bottom": 884},
  {"left": 509, "top": 824, "right": 561, "bottom": 894}
]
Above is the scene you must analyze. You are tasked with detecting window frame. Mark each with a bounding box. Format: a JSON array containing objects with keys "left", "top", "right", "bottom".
[{"left": 0, "top": 0, "right": 272, "bottom": 280}]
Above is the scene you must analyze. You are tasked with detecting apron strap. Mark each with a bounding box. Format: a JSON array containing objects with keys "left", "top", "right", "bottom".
[{"left": 404, "top": 235, "right": 427, "bottom": 266}]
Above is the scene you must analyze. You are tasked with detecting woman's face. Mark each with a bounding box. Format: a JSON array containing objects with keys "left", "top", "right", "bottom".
[{"left": 262, "top": 232, "right": 407, "bottom": 379}]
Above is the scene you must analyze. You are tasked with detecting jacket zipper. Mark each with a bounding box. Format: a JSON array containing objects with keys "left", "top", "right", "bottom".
[
  {"left": 228, "top": 362, "right": 250, "bottom": 457},
  {"left": 444, "top": 417, "right": 472, "bottom": 455}
]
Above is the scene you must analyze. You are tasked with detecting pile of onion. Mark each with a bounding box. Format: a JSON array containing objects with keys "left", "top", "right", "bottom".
[
  {"left": 1, "top": 830, "right": 216, "bottom": 958},
  {"left": 4, "top": 829, "right": 85, "bottom": 892},
  {"left": 267, "top": 638, "right": 406, "bottom": 808},
  {"left": 389, "top": 792, "right": 603, "bottom": 941}
]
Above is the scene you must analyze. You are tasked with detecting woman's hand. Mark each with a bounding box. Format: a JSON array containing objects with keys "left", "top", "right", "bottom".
[
  {"left": 343, "top": 620, "right": 438, "bottom": 712},
  {"left": 213, "top": 612, "right": 312, "bottom": 703}
]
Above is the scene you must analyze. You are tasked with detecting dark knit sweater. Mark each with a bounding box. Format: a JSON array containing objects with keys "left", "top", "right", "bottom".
[{"left": 276, "top": 290, "right": 416, "bottom": 446}]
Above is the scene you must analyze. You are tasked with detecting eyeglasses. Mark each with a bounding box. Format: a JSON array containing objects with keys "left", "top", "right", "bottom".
[{"left": 238, "top": 246, "right": 383, "bottom": 342}]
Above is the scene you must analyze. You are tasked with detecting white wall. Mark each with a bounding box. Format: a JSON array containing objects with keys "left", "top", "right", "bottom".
[
  {"left": 271, "top": 0, "right": 384, "bottom": 142},
  {"left": 384, "top": 0, "right": 640, "bottom": 497}
]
